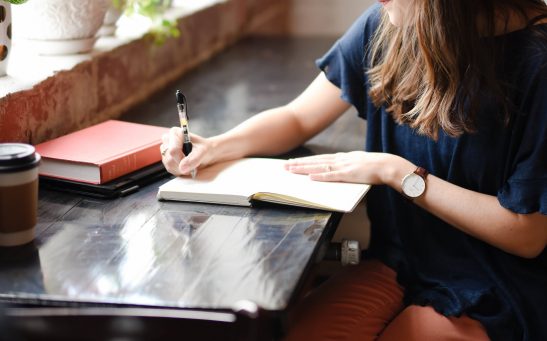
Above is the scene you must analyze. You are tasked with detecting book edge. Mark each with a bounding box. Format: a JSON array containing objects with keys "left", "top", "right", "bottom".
[
  {"left": 35, "top": 121, "right": 167, "bottom": 164},
  {"left": 251, "top": 184, "right": 370, "bottom": 213}
]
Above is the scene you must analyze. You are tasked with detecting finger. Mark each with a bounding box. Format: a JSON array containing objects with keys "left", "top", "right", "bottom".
[
  {"left": 287, "top": 163, "right": 334, "bottom": 175},
  {"left": 286, "top": 154, "right": 334, "bottom": 165},
  {"left": 168, "top": 127, "right": 183, "bottom": 152},
  {"left": 161, "top": 131, "right": 185, "bottom": 176},
  {"left": 163, "top": 154, "right": 183, "bottom": 176},
  {"left": 163, "top": 128, "right": 182, "bottom": 160},
  {"left": 309, "top": 171, "right": 342, "bottom": 182},
  {"left": 160, "top": 134, "right": 173, "bottom": 163},
  {"left": 285, "top": 154, "right": 336, "bottom": 173},
  {"left": 178, "top": 147, "right": 201, "bottom": 175},
  {"left": 159, "top": 143, "right": 167, "bottom": 157},
  {"left": 178, "top": 138, "right": 206, "bottom": 175},
  {"left": 163, "top": 158, "right": 182, "bottom": 176},
  {"left": 161, "top": 131, "right": 172, "bottom": 158}
]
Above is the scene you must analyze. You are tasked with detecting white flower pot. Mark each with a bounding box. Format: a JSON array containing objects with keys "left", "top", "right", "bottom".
[
  {"left": 98, "top": 3, "right": 122, "bottom": 37},
  {"left": 12, "top": 0, "right": 109, "bottom": 55},
  {"left": 0, "top": 2, "right": 11, "bottom": 76}
]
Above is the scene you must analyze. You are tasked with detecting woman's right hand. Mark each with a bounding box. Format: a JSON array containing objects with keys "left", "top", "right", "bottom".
[{"left": 160, "top": 127, "right": 214, "bottom": 176}]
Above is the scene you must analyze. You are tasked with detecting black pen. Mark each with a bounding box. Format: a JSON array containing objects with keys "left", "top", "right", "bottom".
[{"left": 176, "top": 90, "right": 196, "bottom": 178}]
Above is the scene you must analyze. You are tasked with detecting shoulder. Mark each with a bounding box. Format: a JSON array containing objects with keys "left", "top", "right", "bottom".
[
  {"left": 496, "top": 24, "right": 547, "bottom": 115},
  {"left": 504, "top": 25, "right": 547, "bottom": 77},
  {"left": 338, "top": 4, "right": 383, "bottom": 53},
  {"left": 350, "top": 3, "right": 383, "bottom": 36},
  {"left": 314, "top": 4, "right": 384, "bottom": 117},
  {"left": 328, "top": 3, "right": 383, "bottom": 74}
]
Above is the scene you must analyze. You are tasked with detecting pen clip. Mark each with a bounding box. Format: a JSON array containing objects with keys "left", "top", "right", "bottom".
[{"left": 176, "top": 90, "right": 189, "bottom": 120}]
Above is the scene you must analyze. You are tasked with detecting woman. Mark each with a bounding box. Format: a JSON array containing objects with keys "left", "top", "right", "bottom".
[{"left": 161, "top": 0, "right": 547, "bottom": 339}]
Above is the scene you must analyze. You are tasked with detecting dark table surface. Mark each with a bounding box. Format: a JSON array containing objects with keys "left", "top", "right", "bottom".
[{"left": 0, "top": 36, "right": 366, "bottom": 336}]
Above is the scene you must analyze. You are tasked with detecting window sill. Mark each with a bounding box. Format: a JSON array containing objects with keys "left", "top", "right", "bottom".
[
  {"left": 0, "top": 0, "right": 288, "bottom": 144},
  {"left": 1, "top": 0, "right": 219, "bottom": 97}
]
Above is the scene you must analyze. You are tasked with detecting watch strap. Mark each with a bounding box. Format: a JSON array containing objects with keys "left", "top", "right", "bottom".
[{"left": 415, "top": 166, "right": 428, "bottom": 179}]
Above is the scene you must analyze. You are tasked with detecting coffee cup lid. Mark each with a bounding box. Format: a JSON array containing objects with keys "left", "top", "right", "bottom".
[{"left": 0, "top": 143, "right": 41, "bottom": 173}]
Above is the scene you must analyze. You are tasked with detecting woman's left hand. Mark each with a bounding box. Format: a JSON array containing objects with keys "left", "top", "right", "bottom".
[{"left": 284, "top": 151, "right": 409, "bottom": 186}]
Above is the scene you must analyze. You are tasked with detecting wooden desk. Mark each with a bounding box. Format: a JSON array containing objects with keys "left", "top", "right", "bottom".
[{"left": 0, "top": 37, "right": 366, "bottom": 340}]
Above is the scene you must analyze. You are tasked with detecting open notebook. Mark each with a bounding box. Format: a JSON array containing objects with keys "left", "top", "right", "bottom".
[{"left": 157, "top": 158, "right": 370, "bottom": 213}]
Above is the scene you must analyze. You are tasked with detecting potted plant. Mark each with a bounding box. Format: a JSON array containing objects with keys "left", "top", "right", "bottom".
[
  {"left": 0, "top": 0, "right": 27, "bottom": 76},
  {"left": 11, "top": 0, "right": 109, "bottom": 55},
  {"left": 112, "top": 0, "right": 180, "bottom": 44}
]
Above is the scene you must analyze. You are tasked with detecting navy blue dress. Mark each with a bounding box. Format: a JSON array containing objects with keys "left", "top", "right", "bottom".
[{"left": 316, "top": 4, "right": 547, "bottom": 341}]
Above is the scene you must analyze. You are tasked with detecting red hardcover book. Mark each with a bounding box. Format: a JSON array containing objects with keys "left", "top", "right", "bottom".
[{"left": 35, "top": 120, "right": 169, "bottom": 184}]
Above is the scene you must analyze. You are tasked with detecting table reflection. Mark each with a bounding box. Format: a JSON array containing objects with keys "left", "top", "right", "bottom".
[
  {"left": 0, "top": 243, "right": 44, "bottom": 295},
  {"left": 18, "top": 208, "right": 330, "bottom": 311}
]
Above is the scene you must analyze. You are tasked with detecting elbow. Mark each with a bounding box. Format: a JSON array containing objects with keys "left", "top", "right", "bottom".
[
  {"left": 514, "top": 244, "right": 545, "bottom": 259},
  {"left": 284, "top": 104, "right": 314, "bottom": 143},
  {"left": 508, "top": 238, "right": 546, "bottom": 259},
  {"left": 502, "top": 212, "right": 547, "bottom": 259}
]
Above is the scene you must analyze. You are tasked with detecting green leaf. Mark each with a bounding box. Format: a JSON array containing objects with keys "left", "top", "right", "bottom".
[
  {"left": 3, "top": 0, "right": 29, "bottom": 4},
  {"left": 118, "top": 0, "right": 180, "bottom": 45}
]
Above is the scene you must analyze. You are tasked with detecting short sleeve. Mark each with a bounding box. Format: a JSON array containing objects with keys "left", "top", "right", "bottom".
[
  {"left": 315, "top": 4, "right": 382, "bottom": 119},
  {"left": 497, "top": 53, "right": 547, "bottom": 214}
]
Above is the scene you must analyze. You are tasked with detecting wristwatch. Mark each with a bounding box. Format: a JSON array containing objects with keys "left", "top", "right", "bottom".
[{"left": 401, "top": 166, "right": 428, "bottom": 199}]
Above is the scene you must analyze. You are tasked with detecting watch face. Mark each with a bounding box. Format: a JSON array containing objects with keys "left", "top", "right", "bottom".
[{"left": 402, "top": 173, "right": 426, "bottom": 198}]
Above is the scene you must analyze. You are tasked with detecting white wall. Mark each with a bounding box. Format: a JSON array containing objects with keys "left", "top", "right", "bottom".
[
  {"left": 290, "top": 0, "right": 547, "bottom": 36},
  {"left": 289, "top": 0, "right": 376, "bottom": 36}
]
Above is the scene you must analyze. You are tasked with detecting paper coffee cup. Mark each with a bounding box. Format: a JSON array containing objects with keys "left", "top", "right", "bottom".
[{"left": 0, "top": 143, "right": 41, "bottom": 247}]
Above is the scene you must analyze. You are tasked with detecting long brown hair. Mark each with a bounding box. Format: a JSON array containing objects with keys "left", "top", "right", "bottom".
[{"left": 368, "top": 0, "right": 547, "bottom": 139}]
